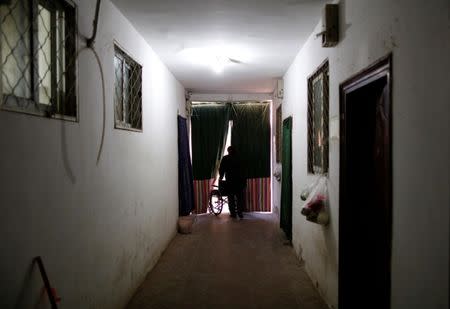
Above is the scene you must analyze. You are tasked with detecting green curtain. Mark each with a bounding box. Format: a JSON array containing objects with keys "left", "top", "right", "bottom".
[
  {"left": 191, "top": 104, "right": 231, "bottom": 180},
  {"left": 231, "top": 103, "right": 270, "bottom": 179},
  {"left": 280, "top": 117, "right": 292, "bottom": 240}
]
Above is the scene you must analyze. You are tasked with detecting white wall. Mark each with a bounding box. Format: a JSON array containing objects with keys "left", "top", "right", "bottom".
[
  {"left": 271, "top": 92, "right": 282, "bottom": 217},
  {"left": 283, "top": 0, "right": 449, "bottom": 308},
  {"left": 0, "top": 0, "right": 186, "bottom": 308}
]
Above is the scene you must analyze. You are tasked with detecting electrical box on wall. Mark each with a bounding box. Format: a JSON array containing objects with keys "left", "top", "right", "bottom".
[
  {"left": 276, "top": 79, "right": 284, "bottom": 99},
  {"left": 320, "top": 4, "right": 339, "bottom": 47}
]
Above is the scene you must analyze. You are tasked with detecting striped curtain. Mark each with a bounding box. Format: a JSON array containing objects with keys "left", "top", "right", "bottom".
[
  {"left": 193, "top": 179, "right": 214, "bottom": 214},
  {"left": 245, "top": 177, "right": 271, "bottom": 212}
]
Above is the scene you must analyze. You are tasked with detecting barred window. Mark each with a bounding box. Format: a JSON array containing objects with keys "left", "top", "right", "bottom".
[
  {"left": 114, "top": 45, "right": 142, "bottom": 131},
  {"left": 307, "top": 60, "right": 329, "bottom": 175},
  {"left": 0, "top": 0, "right": 77, "bottom": 119}
]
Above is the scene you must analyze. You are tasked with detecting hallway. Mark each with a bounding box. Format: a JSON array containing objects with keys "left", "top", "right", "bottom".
[
  {"left": 126, "top": 213, "right": 328, "bottom": 309},
  {"left": 0, "top": 0, "right": 448, "bottom": 308}
]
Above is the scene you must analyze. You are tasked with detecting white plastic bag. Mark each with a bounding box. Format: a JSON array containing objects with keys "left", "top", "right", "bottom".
[
  {"left": 300, "top": 177, "right": 329, "bottom": 225},
  {"left": 300, "top": 177, "right": 320, "bottom": 201},
  {"left": 273, "top": 165, "right": 281, "bottom": 182}
]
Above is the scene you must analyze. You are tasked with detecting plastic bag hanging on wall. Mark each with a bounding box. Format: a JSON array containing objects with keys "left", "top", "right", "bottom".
[
  {"left": 300, "top": 177, "right": 320, "bottom": 201},
  {"left": 300, "top": 177, "right": 329, "bottom": 225}
]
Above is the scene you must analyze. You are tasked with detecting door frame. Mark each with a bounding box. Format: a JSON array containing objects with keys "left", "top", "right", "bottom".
[
  {"left": 338, "top": 53, "right": 393, "bottom": 308},
  {"left": 280, "top": 116, "right": 293, "bottom": 241}
]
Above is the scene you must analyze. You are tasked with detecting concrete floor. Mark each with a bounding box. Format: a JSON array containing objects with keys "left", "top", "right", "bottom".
[{"left": 126, "top": 212, "right": 328, "bottom": 309}]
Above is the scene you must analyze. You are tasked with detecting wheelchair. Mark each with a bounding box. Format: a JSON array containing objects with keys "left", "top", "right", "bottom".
[{"left": 208, "top": 180, "right": 229, "bottom": 216}]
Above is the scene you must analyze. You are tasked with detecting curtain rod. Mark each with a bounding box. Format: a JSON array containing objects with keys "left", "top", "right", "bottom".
[{"left": 191, "top": 100, "right": 271, "bottom": 106}]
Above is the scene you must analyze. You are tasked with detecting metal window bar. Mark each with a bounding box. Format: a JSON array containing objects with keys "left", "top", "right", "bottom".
[
  {"left": 114, "top": 45, "right": 142, "bottom": 131},
  {"left": 307, "top": 60, "right": 329, "bottom": 175},
  {"left": 0, "top": 0, "right": 77, "bottom": 118}
]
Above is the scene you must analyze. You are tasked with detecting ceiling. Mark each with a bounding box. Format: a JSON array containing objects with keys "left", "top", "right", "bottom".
[{"left": 110, "top": 0, "right": 327, "bottom": 94}]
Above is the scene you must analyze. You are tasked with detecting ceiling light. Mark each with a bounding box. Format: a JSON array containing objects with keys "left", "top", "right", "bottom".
[
  {"left": 212, "top": 55, "right": 231, "bottom": 74},
  {"left": 179, "top": 47, "right": 242, "bottom": 74}
]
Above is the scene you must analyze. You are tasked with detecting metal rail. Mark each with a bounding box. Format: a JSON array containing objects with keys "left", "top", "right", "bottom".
[{"left": 34, "top": 256, "right": 58, "bottom": 309}]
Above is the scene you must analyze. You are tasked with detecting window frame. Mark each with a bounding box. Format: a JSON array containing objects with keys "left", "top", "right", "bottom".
[
  {"left": 307, "top": 59, "right": 329, "bottom": 175},
  {"left": 113, "top": 43, "right": 143, "bottom": 132},
  {"left": 0, "top": 0, "right": 78, "bottom": 121}
]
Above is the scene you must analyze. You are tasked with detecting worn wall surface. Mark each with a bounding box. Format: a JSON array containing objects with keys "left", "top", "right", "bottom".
[
  {"left": 0, "top": 0, "right": 186, "bottom": 308},
  {"left": 283, "top": 0, "right": 449, "bottom": 308},
  {"left": 270, "top": 92, "right": 282, "bottom": 218}
]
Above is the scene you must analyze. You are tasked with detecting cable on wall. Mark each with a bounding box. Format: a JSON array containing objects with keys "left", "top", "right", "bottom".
[
  {"left": 75, "top": 0, "right": 106, "bottom": 165},
  {"left": 90, "top": 48, "right": 106, "bottom": 165},
  {"left": 74, "top": 46, "right": 106, "bottom": 165},
  {"left": 86, "top": 0, "right": 102, "bottom": 48}
]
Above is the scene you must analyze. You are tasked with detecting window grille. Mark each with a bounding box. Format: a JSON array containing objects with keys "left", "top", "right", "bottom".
[
  {"left": 114, "top": 45, "right": 142, "bottom": 131},
  {"left": 307, "top": 60, "right": 329, "bottom": 174},
  {"left": 0, "top": 0, "right": 77, "bottom": 118}
]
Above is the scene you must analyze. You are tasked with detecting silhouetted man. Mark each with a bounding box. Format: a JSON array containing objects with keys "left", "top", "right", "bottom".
[{"left": 219, "top": 146, "right": 246, "bottom": 218}]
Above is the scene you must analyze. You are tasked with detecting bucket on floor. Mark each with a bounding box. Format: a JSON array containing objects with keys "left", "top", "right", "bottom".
[{"left": 178, "top": 215, "right": 195, "bottom": 234}]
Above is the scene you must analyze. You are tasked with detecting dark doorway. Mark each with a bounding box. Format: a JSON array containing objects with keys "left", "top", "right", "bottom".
[
  {"left": 339, "top": 55, "right": 392, "bottom": 309},
  {"left": 280, "top": 117, "right": 292, "bottom": 240}
]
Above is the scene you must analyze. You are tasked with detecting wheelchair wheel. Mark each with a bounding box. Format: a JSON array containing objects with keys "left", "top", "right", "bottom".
[{"left": 209, "top": 189, "right": 223, "bottom": 216}]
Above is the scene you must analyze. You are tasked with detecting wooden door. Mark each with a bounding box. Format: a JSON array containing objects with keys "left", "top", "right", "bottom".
[{"left": 339, "top": 55, "right": 393, "bottom": 309}]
